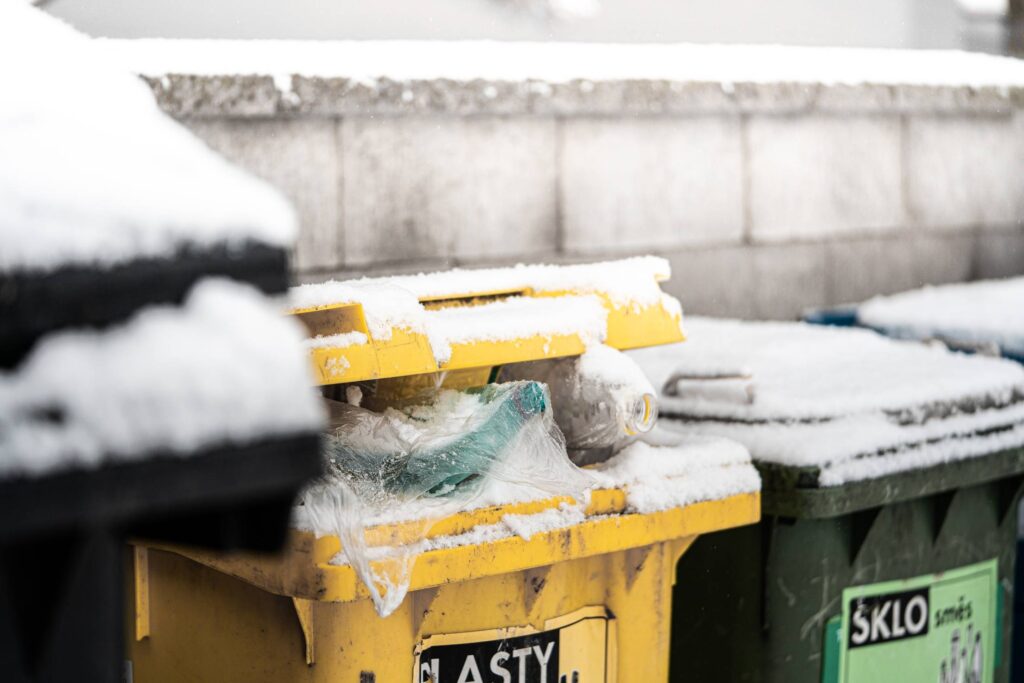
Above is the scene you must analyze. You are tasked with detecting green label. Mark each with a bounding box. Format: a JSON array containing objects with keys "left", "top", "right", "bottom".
[{"left": 837, "top": 559, "right": 998, "bottom": 683}]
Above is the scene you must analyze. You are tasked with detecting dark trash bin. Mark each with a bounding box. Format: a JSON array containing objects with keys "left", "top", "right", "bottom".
[
  {"left": 672, "top": 448, "right": 1024, "bottom": 683},
  {"left": 630, "top": 316, "right": 1024, "bottom": 683}
]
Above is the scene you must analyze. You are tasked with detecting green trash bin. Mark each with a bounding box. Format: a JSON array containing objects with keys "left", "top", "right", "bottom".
[
  {"left": 628, "top": 316, "right": 1024, "bottom": 683},
  {"left": 671, "top": 448, "right": 1024, "bottom": 683}
]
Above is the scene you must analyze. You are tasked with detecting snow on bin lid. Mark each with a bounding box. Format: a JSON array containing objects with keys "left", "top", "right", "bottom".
[
  {"left": 0, "top": 3, "right": 296, "bottom": 274},
  {"left": 857, "top": 278, "right": 1024, "bottom": 359},
  {"left": 0, "top": 279, "right": 324, "bottom": 479},
  {"left": 629, "top": 318, "right": 1024, "bottom": 486},
  {"left": 290, "top": 258, "right": 684, "bottom": 382},
  {"left": 291, "top": 256, "right": 673, "bottom": 311}
]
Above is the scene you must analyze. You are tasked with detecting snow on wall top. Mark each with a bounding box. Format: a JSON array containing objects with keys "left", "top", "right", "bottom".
[
  {"left": 630, "top": 318, "right": 1024, "bottom": 485},
  {"left": 858, "top": 278, "right": 1024, "bottom": 358},
  {"left": 100, "top": 39, "right": 1024, "bottom": 89},
  {"left": 0, "top": 279, "right": 325, "bottom": 479},
  {"left": 0, "top": 3, "right": 296, "bottom": 274}
]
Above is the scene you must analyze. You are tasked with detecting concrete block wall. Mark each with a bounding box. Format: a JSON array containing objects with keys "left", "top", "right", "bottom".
[{"left": 153, "top": 76, "right": 1024, "bottom": 320}]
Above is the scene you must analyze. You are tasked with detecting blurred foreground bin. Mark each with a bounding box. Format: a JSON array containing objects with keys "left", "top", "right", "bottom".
[
  {"left": 671, "top": 449, "right": 1024, "bottom": 683},
  {"left": 0, "top": 436, "right": 322, "bottom": 683},
  {"left": 0, "top": 3, "right": 323, "bottom": 681},
  {"left": 126, "top": 488, "right": 760, "bottom": 682}
]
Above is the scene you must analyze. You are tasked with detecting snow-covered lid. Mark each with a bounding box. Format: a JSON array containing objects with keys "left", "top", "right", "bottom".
[
  {"left": 99, "top": 39, "right": 1024, "bottom": 89},
  {"left": 292, "top": 257, "right": 680, "bottom": 370},
  {"left": 0, "top": 3, "right": 296, "bottom": 274},
  {"left": 292, "top": 256, "right": 671, "bottom": 311},
  {"left": 0, "top": 279, "right": 324, "bottom": 479},
  {"left": 635, "top": 318, "right": 1024, "bottom": 421},
  {"left": 858, "top": 278, "right": 1024, "bottom": 358},
  {"left": 630, "top": 318, "right": 1024, "bottom": 485}
]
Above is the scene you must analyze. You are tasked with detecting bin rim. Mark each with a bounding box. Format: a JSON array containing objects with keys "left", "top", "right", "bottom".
[
  {"left": 0, "top": 432, "right": 321, "bottom": 544},
  {"left": 132, "top": 488, "right": 760, "bottom": 604},
  {"left": 759, "top": 446, "right": 1024, "bottom": 519}
]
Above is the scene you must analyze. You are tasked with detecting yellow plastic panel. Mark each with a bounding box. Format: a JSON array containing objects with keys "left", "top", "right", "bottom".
[
  {"left": 442, "top": 333, "right": 587, "bottom": 371},
  {"left": 140, "top": 491, "right": 759, "bottom": 604},
  {"left": 293, "top": 265, "right": 685, "bottom": 386},
  {"left": 128, "top": 529, "right": 704, "bottom": 682},
  {"left": 605, "top": 302, "right": 686, "bottom": 349}
]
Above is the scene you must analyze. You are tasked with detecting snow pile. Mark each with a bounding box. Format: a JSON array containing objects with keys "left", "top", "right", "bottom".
[
  {"left": 576, "top": 343, "right": 656, "bottom": 390},
  {"left": 292, "top": 283, "right": 428, "bottom": 341},
  {"left": 303, "top": 331, "right": 369, "bottom": 350},
  {"left": 0, "top": 3, "right": 295, "bottom": 273},
  {"left": 0, "top": 280, "right": 325, "bottom": 478},
  {"left": 424, "top": 295, "right": 608, "bottom": 363},
  {"left": 592, "top": 431, "right": 760, "bottom": 513},
  {"left": 858, "top": 278, "right": 1024, "bottom": 359},
  {"left": 630, "top": 318, "right": 1024, "bottom": 486},
  {"left": 101, "top": 39, "right": 1024, "bottom": 89}
]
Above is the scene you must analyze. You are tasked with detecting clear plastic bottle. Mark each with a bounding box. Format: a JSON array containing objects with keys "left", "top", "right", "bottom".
[{"left": 500, "top": 344, "right": 657, "bottom": 459}]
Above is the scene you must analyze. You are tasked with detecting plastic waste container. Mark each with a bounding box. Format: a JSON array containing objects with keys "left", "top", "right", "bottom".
[
  {"left": 629, "top": 317, "right": 1024, "bottom": 683},
  {"left": 127, "top": 484, "right": 760, "bottom": 683},
  {"left": 805, "top": 278, "right": 1024, "bottom": 681},
  {"left": 124, "top": 258, "right": 765, "bottom": 682}
]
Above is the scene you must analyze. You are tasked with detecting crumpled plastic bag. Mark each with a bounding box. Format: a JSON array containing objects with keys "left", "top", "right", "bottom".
[{"left": 296, "top": 380, "right": 595, "bottom": 617}]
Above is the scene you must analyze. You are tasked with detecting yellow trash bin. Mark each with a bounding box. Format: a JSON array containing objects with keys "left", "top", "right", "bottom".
[
  {"left": 125, "top": 258, "right": 757, "bottom": 682},
  {"left": 127, "top": 488, "right": 759, "bottom": 682}
]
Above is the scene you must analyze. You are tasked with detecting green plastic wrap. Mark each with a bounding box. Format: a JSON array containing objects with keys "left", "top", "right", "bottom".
[
  {"left": 324, "top": 381, "right": 549, "bottom": 497},
  {"left": 298, "top": 381, "right": 595, "bottom": 617}
]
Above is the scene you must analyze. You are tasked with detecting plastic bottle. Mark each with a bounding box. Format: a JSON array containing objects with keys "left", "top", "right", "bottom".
[{"left": 500, "top": 344, "right": 657, "bottom": 459}]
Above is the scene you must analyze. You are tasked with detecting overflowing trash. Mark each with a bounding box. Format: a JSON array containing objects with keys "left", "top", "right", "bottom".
[
  {"left": 261, "top": 260, "right": 762, "bottom": 624},
  {"left": 322, "top": 381, "right": 576, "bottom": 498},
  {"left": 302, "top": 380, "right": 592, "bottom": 615}
]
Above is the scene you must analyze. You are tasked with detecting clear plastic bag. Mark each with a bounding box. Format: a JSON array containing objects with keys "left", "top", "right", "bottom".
[
  {"left": 500, "top": 344, "right": 658, "bottom": 461},
  {"left": 296, "top": 381, "right": 595, "bottom": 617}
]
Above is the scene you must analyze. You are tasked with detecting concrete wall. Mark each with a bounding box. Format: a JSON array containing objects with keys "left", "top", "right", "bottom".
[{"left": 149, "top": 76, "right": 1024, "bottom": 320}]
